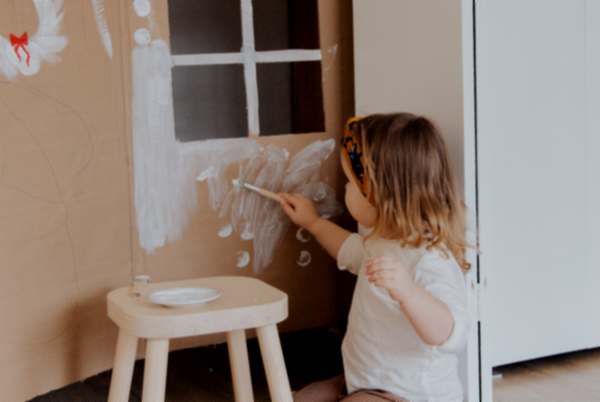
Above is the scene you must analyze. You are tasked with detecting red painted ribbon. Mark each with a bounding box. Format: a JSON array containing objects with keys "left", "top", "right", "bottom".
[{"left": 10, "top": 32, "right": 30, "bottom": 66}]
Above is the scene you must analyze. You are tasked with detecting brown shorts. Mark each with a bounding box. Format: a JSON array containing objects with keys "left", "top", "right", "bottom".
[{"left": 293, "top": 374, "right": 409, "bottom": 402}]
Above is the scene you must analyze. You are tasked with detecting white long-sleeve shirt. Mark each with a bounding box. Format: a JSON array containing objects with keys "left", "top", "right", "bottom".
[{"left": 337, "top": 232, "right": 469, "bottom": 402}]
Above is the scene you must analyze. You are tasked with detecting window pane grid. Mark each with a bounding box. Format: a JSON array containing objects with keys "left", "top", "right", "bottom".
[{"left": 169, "top": 0, "right": 323, "bottom": 140}]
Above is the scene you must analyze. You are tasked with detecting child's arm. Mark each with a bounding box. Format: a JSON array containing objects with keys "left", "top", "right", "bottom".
[
  {"left": 279, "top": 193, "right": 351, "bottom": 260},
  {"left": 365, "top": 256, "right": 454, "bottom": 346}
]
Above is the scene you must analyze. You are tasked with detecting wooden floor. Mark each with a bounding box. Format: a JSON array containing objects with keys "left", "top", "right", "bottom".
[
  {"left": 493, "top": 348, "right": 600, "bottom": 401},
  {"left": 28, "top": 325, "right": 600, "bottom": 401},
  {"left": 28, "top": 325, "right": 346, "bottom": 402}
]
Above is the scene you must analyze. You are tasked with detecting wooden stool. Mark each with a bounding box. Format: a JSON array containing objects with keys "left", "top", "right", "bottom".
[{"left": 106, "top": 276, "right": 292, "bottom": 402}]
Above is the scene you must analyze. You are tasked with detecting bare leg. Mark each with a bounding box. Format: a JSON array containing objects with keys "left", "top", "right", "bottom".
[{"left": 293, "top": 374, "right": 345, "bottom": 402}]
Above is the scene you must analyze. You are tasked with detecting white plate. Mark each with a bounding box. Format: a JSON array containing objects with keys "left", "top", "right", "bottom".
[{"left": 148, "top": 287, "right": 221, "bottom": 308}]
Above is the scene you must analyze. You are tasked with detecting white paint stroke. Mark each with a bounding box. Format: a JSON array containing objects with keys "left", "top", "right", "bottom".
[
  {"left": 296, "top": 228, "right": 311, "bottom": 243},
  {"left": 323, "top": 44, "right": 338, "bottom": 74},
  {"left": 236, "top": 251, "right": 250, "bottom": 268},
  {"left": 172, "top": 53, "right": 243, "bottom": 67},
  {"left": 256, "top": 49, "right": 321, "bottom": 63},
  {"left": 0, "top": 0, "right": 67, "bottom": 79},
  {"left": 91, "top": 0, "right": 113, "bottom": 58},
  {"left": 172, "top": 50, "right": 321, "bottom": 68},
  {"left": 241, "top": 0, "right": 259, "bottom": 136},
  {"left": 133, "top": 0, "right": 151, "bottom": 17},
  {"left": 297, "top": 251, "right": 311, "bottom": 267},
  {"left": 218, "top": 223, "right": 232, "bottom": 238},
  {"left": 134, "top": 28, "right": 151, "bottom": 46},
  {"left": 217, "top": 139, "right": 343, "bottom": 273},
  {"left": 132, "top": 39, "right": 198, "bottom": 253}
]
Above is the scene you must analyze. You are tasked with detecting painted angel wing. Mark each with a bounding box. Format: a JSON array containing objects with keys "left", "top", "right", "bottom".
[
  {"left": 0, "top": 0, "right": 67, "bottom": 79},
  {"left": 28, "top": 0, "right": 68, "bottom": 64}
]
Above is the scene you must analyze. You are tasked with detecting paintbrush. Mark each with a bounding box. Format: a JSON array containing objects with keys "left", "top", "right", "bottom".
[{"left": 232, "top": 179, "right": 285, "bottom": 203}]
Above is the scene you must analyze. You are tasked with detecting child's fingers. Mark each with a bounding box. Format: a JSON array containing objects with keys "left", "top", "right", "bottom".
[
  {"left": 365, "top": 260, "right": 402, "bottom": 275},
  {"left": 280, "top": 202, "right": 295, "bottom": 216},
  {"left": 364, "top": 255, "right": 396, "bottom": 266},
  {"left": 367, "top": 269, "right": 395, "bottom": 283},
  {"left": 278, "top": 192, "right": 293, "bottom": 203}
]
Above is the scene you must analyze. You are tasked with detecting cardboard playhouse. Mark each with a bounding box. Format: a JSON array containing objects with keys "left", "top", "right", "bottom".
[{"left": 0, "top": 0, "right": 355, "bottom": 400}]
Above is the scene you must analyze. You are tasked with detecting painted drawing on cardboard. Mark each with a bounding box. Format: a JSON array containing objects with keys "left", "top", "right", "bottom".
[
  {"left": 0, "top": 0, "right": 66, "bottom": 79},
  {"left": 131, "top": 0, "right": 341, "bottom": 273}
]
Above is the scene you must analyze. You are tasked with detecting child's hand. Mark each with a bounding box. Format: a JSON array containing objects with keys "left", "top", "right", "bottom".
[
  {"left": 364, "top": 256, "right": 417, "bottom": 303},
  {"left": 279, "top": 193, "right": 320, "bottom": 231}
]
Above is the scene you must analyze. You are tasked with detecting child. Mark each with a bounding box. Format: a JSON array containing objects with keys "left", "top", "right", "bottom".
[{"left": 279, "top": 113, "right": 471, "bottom": 402}]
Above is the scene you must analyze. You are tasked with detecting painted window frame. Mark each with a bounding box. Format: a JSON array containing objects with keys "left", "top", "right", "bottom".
[{"left": 169, "top": 0, "right": 323, "bottom": 138}]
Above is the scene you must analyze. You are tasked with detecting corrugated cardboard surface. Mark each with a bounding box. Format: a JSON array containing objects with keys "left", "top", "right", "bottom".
[{"left": 0, "top": 0, "right": 355, "bottom": 400}]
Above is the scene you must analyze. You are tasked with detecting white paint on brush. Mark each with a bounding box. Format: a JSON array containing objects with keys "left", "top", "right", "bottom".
[
  {"left": 133, "top": 0, "right": 151, "bottom": 17},
  {"left": 134, "top": 28, "right": 151, "bottom": 46},
  {"left": 236, "top": 251, "right": 250, "bottom": 268},
  {"left": 297, "top": 251, "right": 312, "bottom": 267},
  {"left": 218, "top": 223, "right": 232, "bottom": 238},
  {"left": 0, "top": 0, "right": 67, "bottom": 79},
  {"left": 296, "top": 228, "right": 311, "bottom": 243},
  {"left": 91, "top": 0, "right": 113, "bottom": 58}
]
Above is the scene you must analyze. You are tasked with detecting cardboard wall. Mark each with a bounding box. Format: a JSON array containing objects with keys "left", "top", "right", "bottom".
[{"left": 0, "top": 0, "right": 355, "bottom": 400}]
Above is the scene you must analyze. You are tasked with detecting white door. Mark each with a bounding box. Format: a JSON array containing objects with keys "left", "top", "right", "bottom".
[{"left": 476, "top": 0, "right": 600, "bottom": 371}]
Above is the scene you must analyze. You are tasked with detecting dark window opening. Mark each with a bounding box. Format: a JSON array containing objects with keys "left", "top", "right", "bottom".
[
  {"left": 172, "top": 65, "right": 248, "bottom": 141},
  {"left": 167, "top": 0, "right": 325, "bottom": 141},
  {"left": 168, "top": 0, "right": 242, "bottom": 55},
  {"left": 257, "top": 61, "right": 325, "bottom": 136},
  {"left": 253, "top": 0, "right": 320, "bottom": 51}
]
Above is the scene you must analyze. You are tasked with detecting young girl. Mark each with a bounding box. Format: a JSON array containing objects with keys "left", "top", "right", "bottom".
[{"left": 279, "top": 113, "right": 471, "bottom": 402}]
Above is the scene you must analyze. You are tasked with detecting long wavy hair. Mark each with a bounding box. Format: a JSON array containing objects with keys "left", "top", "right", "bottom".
[{"left": 358, "top": 113, "right": 474, "bottom": 272}]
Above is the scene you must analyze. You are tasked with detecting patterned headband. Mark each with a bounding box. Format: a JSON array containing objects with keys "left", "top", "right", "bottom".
[{"left": 342, "top": 117, "right": 376, "bottom": 206}]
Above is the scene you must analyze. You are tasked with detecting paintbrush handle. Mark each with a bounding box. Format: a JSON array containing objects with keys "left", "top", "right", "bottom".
[{"left": 259, "top": 188, "right": 285, "bottom": 203}]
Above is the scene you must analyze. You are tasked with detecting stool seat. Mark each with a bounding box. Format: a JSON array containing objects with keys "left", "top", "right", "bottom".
[
  {"left": 107, "top": 276, "right": 293, "bottom": 402},
  {"left": 108, "top": 276, "right": 288, "bottom": 339}
]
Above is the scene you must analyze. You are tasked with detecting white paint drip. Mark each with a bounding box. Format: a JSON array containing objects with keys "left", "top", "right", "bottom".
[
  {"left": 323, "top": 44, "right": 338, "bottom": 75},
  {"left": 236, "top": 251, "right": 250, "bottom": 268},
  {"left": 91, "top": 0, "right": 113, "bottom": 58},
  {"left": 132, "top": 39, "right": 198, "bottom": 253},
  {"left": 134, "top": 28, "right": 151, "bottom": 46},
  {"left": 297, "top": 251, "right": 311, "bottom": 267},
  {"left": 0, "top": 0, "right": 67, "bottom": 79},
  {"left": 133, "top": 0, "right": 151, "bottom": 17},
  {"left": 218, "top": 223, "right": 232, "bottom": 238},
  {"left": 296, "top": 228, "right": 311, "bottom": 243}
]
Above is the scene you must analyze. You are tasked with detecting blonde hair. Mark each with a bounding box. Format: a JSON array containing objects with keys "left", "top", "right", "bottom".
[{"left": 358, "top": 113, "right": 474, "bottom": 272}]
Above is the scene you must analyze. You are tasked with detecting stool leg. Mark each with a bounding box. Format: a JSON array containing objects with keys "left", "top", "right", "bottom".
[
  {"left": 256, "top": 324, "right": 293, "bottom": 402},
  {"left": 108, "top": 330, "right": 139, "bottom": 402},
  {"left": 142, "top": 338, "right": 170, "bottom": 402},
  {"left": 227, "top": 329, "right": 254, "bottom": 402}
]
